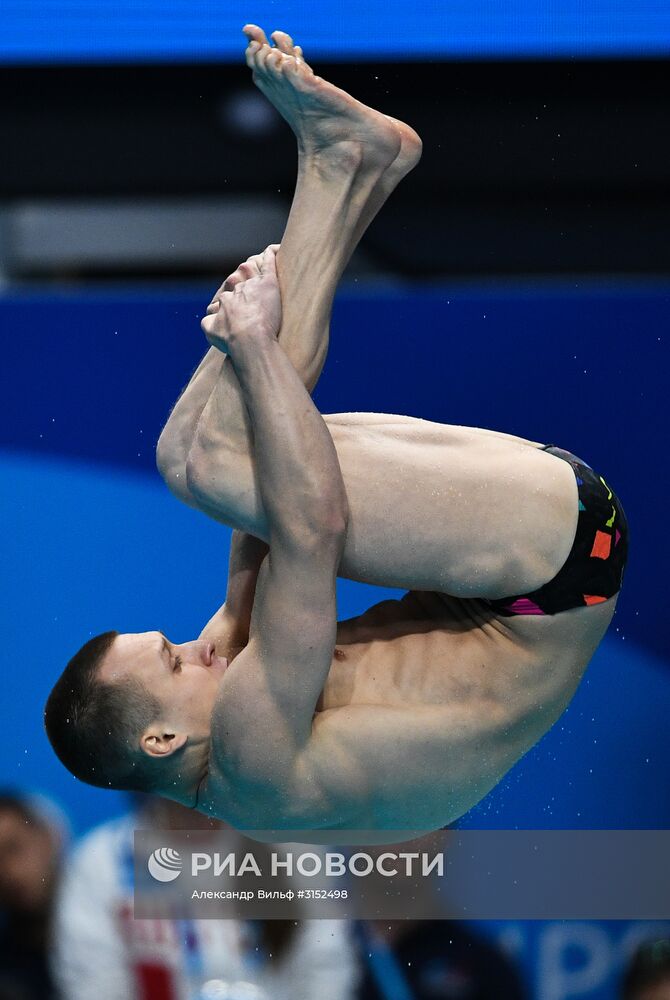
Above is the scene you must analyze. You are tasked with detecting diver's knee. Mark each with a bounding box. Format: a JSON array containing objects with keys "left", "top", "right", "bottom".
[
  {"left": 156, "top": 430, "right": 180, "bottom": 483},
  {"left": 157, "top": 432, "right": 199, "bottom": 509},
  {"left": 184, "top": 439, "right": 212, "bottom": 504}
]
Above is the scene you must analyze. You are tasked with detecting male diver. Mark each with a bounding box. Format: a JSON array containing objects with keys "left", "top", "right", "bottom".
[{"left": 45, "top": 26, "right": 627, "bottom": 842}]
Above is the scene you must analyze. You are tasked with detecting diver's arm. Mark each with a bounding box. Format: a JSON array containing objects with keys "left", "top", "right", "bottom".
[
  {"left": 192, "top": 247, "right": 348, "bottom": 547},
  {"left": 220, "top": 326, "right": 347, "bottom": 554},
  {"left": 198, "top": 530, "right": 269, "bottom": 652},
  {"left": 201, "top": 252, "right": 348, "bottom": 806}
]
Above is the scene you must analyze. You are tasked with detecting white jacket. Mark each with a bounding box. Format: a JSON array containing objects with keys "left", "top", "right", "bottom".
[{"left": 51, "top": 812, "right": 359, "bottom": 1000}]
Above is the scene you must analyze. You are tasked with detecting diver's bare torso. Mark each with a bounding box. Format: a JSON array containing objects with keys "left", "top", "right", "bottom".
[
  {"left": 324, "top": 416, "right": 617, "bottom": 729},
  {"left": 197, "top": 422, "right": 616, "bottom": 837},
  {"left": 320, "top": 588, "right": 614, "bottom": 720},
  {"left": 200, "top": 588, "right": 615, "bottom": 838}
]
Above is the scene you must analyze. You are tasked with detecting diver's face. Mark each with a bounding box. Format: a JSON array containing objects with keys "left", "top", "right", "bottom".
[{"left": 98, "top": 631, "right": 228, "bottom": 748}]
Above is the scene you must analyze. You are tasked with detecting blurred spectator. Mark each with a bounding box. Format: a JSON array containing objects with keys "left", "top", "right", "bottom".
[
  {"left": 0, "top": 791, "right": 69, "bottom": 1000},
  {"left": 355, "top": 920, "right": 527, "bottom": 1000},
  {"left": 52, "top": 795, "right": 358, "bottom": 1000},
  {"left": 622, "top": 939, "right": 670, "bottom": 1000}
]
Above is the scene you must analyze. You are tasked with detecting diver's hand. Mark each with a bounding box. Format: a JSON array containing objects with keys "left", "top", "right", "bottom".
[
  {"left": 202, "top": 245, "right": 282, "bottom": 353},
  {"left": 205, "top": 243, "right": 281, "bottom": 313}
]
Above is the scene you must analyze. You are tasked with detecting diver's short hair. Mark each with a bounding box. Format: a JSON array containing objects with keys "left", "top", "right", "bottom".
[{"left": 44, "top": 631, "right": 164, "bottom": 792}]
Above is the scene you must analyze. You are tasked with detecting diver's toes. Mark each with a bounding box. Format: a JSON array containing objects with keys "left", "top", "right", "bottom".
[
  {"left": 253, "top": 43, "right": 275, "bottom": 75},
  {"left": 245, "top": 40, "right": 260, "bottom": 69},
  {"left": 264, "top": 47, "right": 286, "bottom": 74},
  {"left": 242, "top": 24, "right": 269, "bottom": 46},
  {"left": 271, "top": 30, "right": 295, "bottom": 54}
]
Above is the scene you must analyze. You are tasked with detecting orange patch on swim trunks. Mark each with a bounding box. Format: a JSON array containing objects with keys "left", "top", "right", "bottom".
[
  {"left": 584, "top": 594, "right": 608, "bottom": 605},
  {"left": 590, "top": 530, "right": 612, "bottom": 560}
]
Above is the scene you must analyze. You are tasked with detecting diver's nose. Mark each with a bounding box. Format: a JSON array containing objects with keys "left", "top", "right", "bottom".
[{"left": 202, "top": 642, "right": 215, "bottom": 666}]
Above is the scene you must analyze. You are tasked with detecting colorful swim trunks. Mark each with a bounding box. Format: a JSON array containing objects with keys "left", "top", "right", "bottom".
[{"left": 486, "top": 445, "right": 628, "bottom": 616}]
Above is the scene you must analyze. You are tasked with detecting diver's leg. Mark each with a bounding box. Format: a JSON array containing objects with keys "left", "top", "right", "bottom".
[
  {"left": 156, "top": 348, "right": 225, "bottom": 506},
  {"left": 261, "top": 30, "right": 421, "bottom": 390},
  {"left": 168, "top": 31, "right": 420, "bottom": 527},
  {"left": 185, "top": 30, "right": 399, "bottom": 527},
  {"left": 157, "top": 32, "right": 420, "bottom": 508}
]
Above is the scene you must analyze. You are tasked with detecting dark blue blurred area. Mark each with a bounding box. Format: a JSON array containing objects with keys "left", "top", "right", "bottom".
[{"left": 3, "top": 282, "right": 668, "bottom": 659}]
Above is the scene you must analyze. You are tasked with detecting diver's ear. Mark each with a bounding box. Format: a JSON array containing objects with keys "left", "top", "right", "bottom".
[{"left": 140, "top": 727, "right": 187, "bottom": 758}]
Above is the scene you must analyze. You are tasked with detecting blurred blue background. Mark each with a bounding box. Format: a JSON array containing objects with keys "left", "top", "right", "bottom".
[{"left": 2, "top": 0, "right": 670, "bottom": 63}]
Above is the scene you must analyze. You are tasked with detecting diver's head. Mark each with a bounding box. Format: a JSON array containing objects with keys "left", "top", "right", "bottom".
[{"left": 44, "top": 630, "right": 228, "bottom": 798}]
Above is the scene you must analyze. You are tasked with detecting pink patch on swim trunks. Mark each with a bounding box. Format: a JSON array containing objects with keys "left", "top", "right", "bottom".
[
  {"left": 615, "top": 529, "right": 621, "bottom": 546},
  {"left": 503, "top": 598, "right": 546, "bottom": 615}
]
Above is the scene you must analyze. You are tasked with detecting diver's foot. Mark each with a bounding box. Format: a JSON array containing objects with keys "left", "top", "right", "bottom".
[
  {"left": 381, "top": 115, "right": 423, "bottom": 191},
  {"left": 243, "top": 24, "right": 401, "bottom": 174},
  {"left": 206, "top": 245, "right": 281, "bottom": 315}
]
